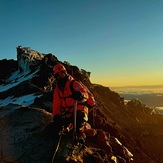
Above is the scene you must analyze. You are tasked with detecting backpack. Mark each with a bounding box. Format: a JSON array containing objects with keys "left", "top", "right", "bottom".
[{"left": 70, "top": 80, "right": 96, "bottom": 108}]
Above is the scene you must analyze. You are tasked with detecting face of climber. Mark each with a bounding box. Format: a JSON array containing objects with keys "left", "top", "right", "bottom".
[{"left": 55, "top": 71, "right": 66, "bottom": 81}]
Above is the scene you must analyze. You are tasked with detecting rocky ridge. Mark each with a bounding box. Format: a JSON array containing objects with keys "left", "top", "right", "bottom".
[{"left": 0, "top": 46, "right": 163, "bottom": 163}]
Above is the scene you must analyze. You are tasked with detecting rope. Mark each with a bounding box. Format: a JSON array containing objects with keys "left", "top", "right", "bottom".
[{"left": 51, "top": 128, "right": 64, "bottom": 163}]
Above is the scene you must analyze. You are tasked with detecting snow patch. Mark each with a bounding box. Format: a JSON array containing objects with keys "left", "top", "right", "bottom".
[
  {"left": 115, "top": 138, "right": 122, "bottom": 145},
  {"left": 0, "top": 93, "right": 42, "bottom": 107},
  {"left": 0, "top": 70, "right": 39, "bottom": 92},
  {"left": 123, "top": 147, "right": 134, "bottom": 161}
]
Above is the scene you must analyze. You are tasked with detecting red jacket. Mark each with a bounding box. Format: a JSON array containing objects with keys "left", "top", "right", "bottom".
[{"left": 52, "top": 75, "right": 88, "bottom": 118}]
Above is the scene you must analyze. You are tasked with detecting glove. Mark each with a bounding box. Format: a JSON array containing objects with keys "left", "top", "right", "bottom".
[
  {"left": 72, "top": 91, "right": 84, "bottom": 101},
  {"left": 60, "top": 123, "right": 73, "bottom": 135},
  {"left": 53, "top": 114, "right": 61, "bottom": 122}
]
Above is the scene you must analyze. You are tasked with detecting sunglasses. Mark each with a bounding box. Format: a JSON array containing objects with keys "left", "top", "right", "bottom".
[{"left": 54, "top": 72, "right": 62, "bottom": 78}]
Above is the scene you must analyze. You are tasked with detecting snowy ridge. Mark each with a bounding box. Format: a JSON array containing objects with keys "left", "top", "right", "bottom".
[
  {"left": 0, "top": 69, "right": 39, "bottom": 93},
  {"left": 0, "top": 93, "right": 42, "bottom": 107}
]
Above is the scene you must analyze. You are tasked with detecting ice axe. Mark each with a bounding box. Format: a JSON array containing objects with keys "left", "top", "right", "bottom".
[{"left": 72, "top": 100, "right": 77, "bottom": 146}]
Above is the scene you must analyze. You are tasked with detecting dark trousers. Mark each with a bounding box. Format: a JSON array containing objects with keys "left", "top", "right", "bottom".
[
  {"left": 45, "top": 110, "right": 86, "bottom": 139},
  {"left": 56, "top": 110, "right": 86, "bottom": 131}
]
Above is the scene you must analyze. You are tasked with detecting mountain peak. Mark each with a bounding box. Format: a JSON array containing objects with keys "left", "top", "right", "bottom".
[{"left": 17, "top": 45, "right": 45, "bottom": 72}]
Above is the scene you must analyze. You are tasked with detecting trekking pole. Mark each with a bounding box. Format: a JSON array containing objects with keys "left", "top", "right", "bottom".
[
  {"left": 92, "top": 105, "right": 96, "bottom": 128},
  {"left": 72, "top": 100, "right": 77, "bottom": 146}
]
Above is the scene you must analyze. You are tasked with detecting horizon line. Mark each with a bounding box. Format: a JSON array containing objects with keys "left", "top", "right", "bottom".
[{"left": 110, "top": 84, "right": 163, "bottom": 88}]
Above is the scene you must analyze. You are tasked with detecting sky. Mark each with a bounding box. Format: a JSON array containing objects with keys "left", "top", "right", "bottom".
[{"left": 0, "top": 0, "right": 163, "bottom": 87}]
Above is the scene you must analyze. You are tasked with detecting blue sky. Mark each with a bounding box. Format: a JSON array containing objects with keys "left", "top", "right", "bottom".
[{"left": 0, "top": 0, "right": 163, "bottom": 87}]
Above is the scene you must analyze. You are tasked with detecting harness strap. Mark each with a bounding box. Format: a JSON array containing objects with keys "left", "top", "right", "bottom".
[{"left": 62, "top": 103, "right": 85, "bottom": 116}]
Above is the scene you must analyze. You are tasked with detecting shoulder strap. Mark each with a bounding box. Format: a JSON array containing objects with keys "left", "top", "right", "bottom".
[{"left": 70, "top": 80, "right": 75, "bottom": 94}]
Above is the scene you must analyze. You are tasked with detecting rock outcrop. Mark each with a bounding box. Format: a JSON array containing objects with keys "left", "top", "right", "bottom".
[{"left": 17, "top": 45, "right": 45, "bottom": 72}]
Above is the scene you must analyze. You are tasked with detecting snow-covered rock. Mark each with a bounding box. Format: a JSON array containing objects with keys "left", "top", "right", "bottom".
[{"left": 17, "top": 45, "right": 45, "bottom": 72}]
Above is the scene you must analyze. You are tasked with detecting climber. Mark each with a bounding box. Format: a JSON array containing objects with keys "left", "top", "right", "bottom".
[{"left": 52, "top": 63, "right": 89, "bottom": 144}]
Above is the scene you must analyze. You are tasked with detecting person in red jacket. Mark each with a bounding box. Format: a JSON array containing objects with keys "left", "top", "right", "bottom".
[{"left": 52, "top": 63, "right": 88, "bottom": 144}]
